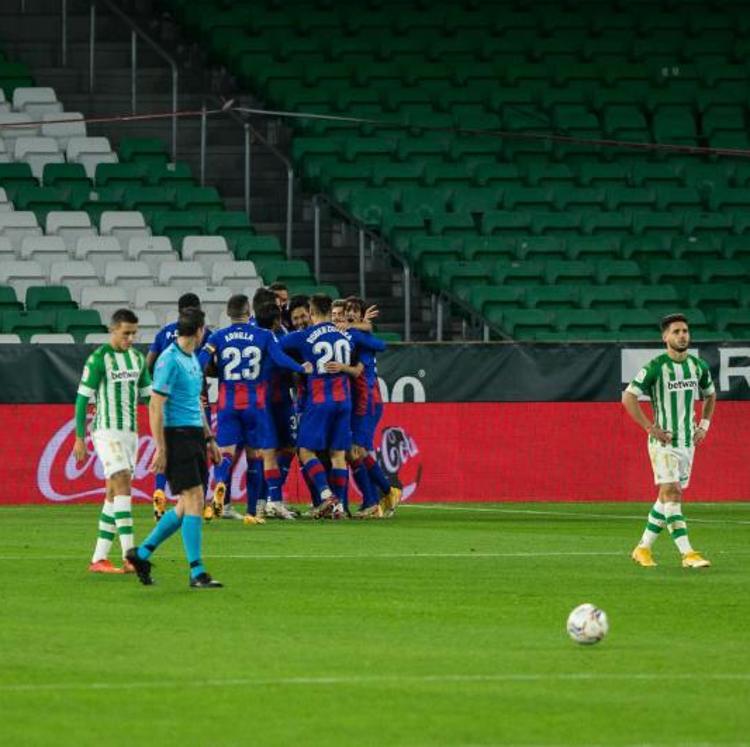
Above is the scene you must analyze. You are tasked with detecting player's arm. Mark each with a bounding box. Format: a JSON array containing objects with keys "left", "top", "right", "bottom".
[
  {"left": 268, "top": 337, "right": 311, "bottom": 374},
  {"left": 622, "top": 365, "right": 670, "bottom": 445},
  {"left": 148, "top": 356, "right": 175, "bottom": 473},
  {"left": 349, "top": 328, "right": 387, "bottom": 352},
  {"left": 137, "top": 355, "right": 152, "bottom": 403},
  {"left": 325, "top": 360, "right": 364, "bottom": 377},
  {"left": 73, "top": 354, "right": 103, "bottom": 462},
  {"left": 201, "top": 403, "right": 221, "bottom": 465},
  {"left": 694, "top": 362, "right": 717, "bottom": 445}
]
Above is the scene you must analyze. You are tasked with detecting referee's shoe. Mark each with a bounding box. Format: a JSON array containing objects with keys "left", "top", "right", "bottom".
[
  {"left": 126, "top": 547, "right": 154, "bottom": 586},
  {"left": 189, "top": 572, "right": 223, "bottom": 589}
]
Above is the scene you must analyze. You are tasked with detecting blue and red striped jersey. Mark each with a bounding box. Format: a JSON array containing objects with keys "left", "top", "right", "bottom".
[
  {"left": 203, "top": 322, "right": 304, "bottom": 411},
  {"left": 349, "top": 329, "right": 387, "bottom": 416}
]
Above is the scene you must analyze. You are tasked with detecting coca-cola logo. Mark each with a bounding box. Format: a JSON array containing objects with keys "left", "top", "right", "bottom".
[
  {"left": 376, "top": 426, "right": 421, "bottom": 500},
  {"left": 37, "top": 417, "right": 156, "bottom": 502}
]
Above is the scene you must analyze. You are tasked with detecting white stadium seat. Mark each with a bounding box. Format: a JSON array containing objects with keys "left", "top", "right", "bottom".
[
  {"left": 157, "top": 260, "right": 207, "bottom": 289},
  {"left": 30, "top": 333, "right": 75, "bottom": 344},
  {"left": 189, "top": 285, "right": 232, "bottom": 327},
  {"left": 99, "top": 211, "right": 150, "bottom": 243},
  {"left": 83, "top": 332, "right": 110, "bottom": 344},
  {"left": 181, "top": 236, "right": 233, "bottom": 275},
  {"left": 132, "top": 309, "right": 160, "bottom": 338},
  {"left": 0, "top": 139, "right": 9, "bottom": 163},
  {"left": 13, "top": 136, "right": 63, "bottom": 179},
  {"left": 0, "top": 186, "right": 12, "bottom": 212},
  {"left": 46, "top": 211, "right": 97, "bottom": 249},
  {"left": 126, "top": 235, "right": 177, "bottom": 273},
  {"left": 104, "top": 260, "right": 152, "bottom": 289},
  {"left": 241, "top": 280, "right": 264, "bottom": 297},
  {"left": 0, "top": 211, "right": 42, "bottom": 248},
  {"left": 49, "top": 260, "right": 99, "bottom": 302},
  {"left": 74, "top": 236, "right": 125, "bottom": 275},
  {"left": 0, "top": 334, "right": 22, "bottom": 343},
  {"left": 132, "top": 286, "right": 180, "bottom": 325},
  {"left": 0, "top": 236, "right": 15, "bottom": 263},
  {"left": 66, "top": 136, "right": 118, "bottom": 179},
  {"left": 12, "top": 87, "right": 62, "bottom": 117},
  {"left": 0, "top": 113, "right": 39, "bottom": 141},
  {"left": 0, "top": 90, "right": 10, "bottom": 115},
  {"left": 211, "top": 260, "right": 259, "bottom": 290},
  {"left": 79, "top": 286, "right": 130, "bottom": 322},
  {"left": 19, "top": 235, "right": 69, "bottom": 269},
  {"left": 41, "top": 112, "right": 86, "bottom": 149},
  {"left": 0, "top": 260, "right": 46, "bottom": 301}
]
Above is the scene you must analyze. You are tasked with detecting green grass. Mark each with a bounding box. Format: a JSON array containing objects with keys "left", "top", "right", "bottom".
[{"left": 1, "top": 502, "right": 749, "bottom": 747}]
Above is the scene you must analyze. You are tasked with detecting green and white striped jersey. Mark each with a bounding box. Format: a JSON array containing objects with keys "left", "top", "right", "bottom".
[
  {"left": 626, "top": 352, "right": 715, "bottom": 448},
  {"left": 77, "top": 345, "right": 152, "bottom": 433}
]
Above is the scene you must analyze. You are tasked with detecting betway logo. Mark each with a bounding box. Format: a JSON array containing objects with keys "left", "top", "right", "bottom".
[
  {"left": 666, "top": 380, "right": 698, "bottom": 391},
  {"left": 110, "top": 370, "right": 140, "bottom": 382}
]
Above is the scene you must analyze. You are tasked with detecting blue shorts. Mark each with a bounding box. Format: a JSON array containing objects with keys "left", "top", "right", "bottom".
[
  {"left": 297, "top": 401, "right": 352, "bottom": 452},
  {"left": 216, "top": 407, "right": 278, "bottom": 450},
  {"left": 272, "top": 400, "right": 296, "bottom": 449},
  {"left": 351, "top": 401, "right": 383, "bottom": 451}
]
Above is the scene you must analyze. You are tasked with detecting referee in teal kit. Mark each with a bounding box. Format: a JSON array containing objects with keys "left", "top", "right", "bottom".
[{"left": 127, "top": 307, "right": 223, "bottom": 589}]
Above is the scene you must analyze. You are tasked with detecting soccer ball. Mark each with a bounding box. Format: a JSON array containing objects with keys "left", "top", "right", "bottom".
[{"left": 566, "top": 603, "right": 609, "bottom": 645}]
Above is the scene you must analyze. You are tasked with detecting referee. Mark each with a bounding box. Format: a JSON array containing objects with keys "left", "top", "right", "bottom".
[{"left": 127, "top": 307, "right": 223, "bottom": 589}]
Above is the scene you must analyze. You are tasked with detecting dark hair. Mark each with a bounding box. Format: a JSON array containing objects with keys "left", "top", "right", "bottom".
[
  {"left": 110, "top": 308, "right": 139, "bottom": 326},
  {"left": 178, "top": 292, "right": 201, "bottom": 311},
  {"left": 331, "top": 298, "right": 346, "bottom": 310},
  {"left": 253, "top": 287, "right": 277, "bottom": 316},
  {"left": 255, "top": 302, "right": 281, "bottom": 330},
  {"left": 177, "top": 307, "right": 205, "bottom": 337},
  {"left": 268, "top": 282, "right": 288, "bottom": 293},
  {"left": 226, "top": 293, "right": 250, "bottom": 319},
  {"left": 289, "top": 294, "right": 310, "bottom": 315},
  {"left": 310, "top": 293, "right": 333, "bottom": 317},
  {"left": 660, "top": 313, "right": 688, "bottom": 332},
  {"left": 344, "top": 295, "right": 366, "bottom": 318}
]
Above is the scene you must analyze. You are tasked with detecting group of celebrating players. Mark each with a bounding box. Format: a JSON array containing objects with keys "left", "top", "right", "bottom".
[{"left": 75, "top": 285, "right": 401, "bottom": 589}]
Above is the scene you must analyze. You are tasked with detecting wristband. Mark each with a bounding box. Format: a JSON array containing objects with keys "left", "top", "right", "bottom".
[{"left": 698, "top": 419, "right": 710, "bottom": 432}]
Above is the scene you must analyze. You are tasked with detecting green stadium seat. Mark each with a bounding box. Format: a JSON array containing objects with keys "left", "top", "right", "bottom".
[
  {"left": 13, "top": 186, "right": 71, "bottom": 221},
  {"left": 531, "top": 212, "right": 582, "bottom": 236},
  {"left": 524, "top": 286, "right": 579, "bottom": 309},
  {"left": 605, "top": 187, "right": 656, "bottom": 211},
  {"left": 118, "top": 138, "right": 169, "bottom": 164},
  {"left": 503, "top": 187, "right": 556, "bottom": 211},
  {"left": 679, "top": 162, "right": 727, "bottom": 190},
  {"left": 558, "top": 188, "right": 606, "bottom": 212},
  {"left": 722, "top": 237, "right": 750, "bottom": 262},
  {"left": 462, "top": 236, "right": 516, "bottom": 262},
  {"left": 577, "top": 162, "right": 628, "bottom": 187},
  {"left": 429, "top": 212, "right": 477, "bottom": 237},
  {"left": 652, "top": 107, "right": 698, "bottom": 145},
  {"left": 631, "top": 211, "right": 682, "bottom": 235},
  {"left": 470, "top": 286, "right": 525, "bottom": 316},
  {"left": 231, "top": 235, "right": 284, "bottom": 260},
  {"left": 609, "top": 309, "right": 662, "bottom": 340},
  {"left": 147, "top": 162, "right": 194, "bottom": 186},
  {"left": 0, "top": 286, "right": 23, "bottom": 312},
  {"left": 683, "top": 212, "right": 734, "bottom": 236},
  {"left": 689, "top": 284, "right": 741, "bottom": 311},
  {"left": 150, "top": 211, "right": 205, "bottom": 245},
  {"left": 79, "top": 187, "right": 125, "bottom": 223},
  {"left": 579, "top": 286, "right": 633, "bottom": 310},
  {"left": 621, "top": 236, "right": 673, "bottom": 263},
  {"left": 174, "top": 186, "right": 223, "bottom": 212},
  {"left": 499, "top": 309, "right": 555, "bottom": 340},
  {"left": 56, "top": 309, "right": 106, "bottom": 341},
  {"left": 601, "top": 105, "right": 649, "bottom": 139},
  {"left": 516, "top": 236, "right": 567, "bottom": 261},
  {"left": 374, "top": 331, "right": 403, "bottom": 343},
  {"left": 483, "top": 211, "right": 532, "bottom": 237},
  {"left": 700, "top": 259, "right": 749, "bottom": 284},
  {"left": 595, "top": 260, "right": 642, "bottom": 284},
  {"left": 95, "top": 162, "right": 149, "bottom": 188},
  {"left": 544, "top": 260, "right": 595, "bottom": 285},
  {"left": 205, "top": 212, "right": 254, "bottom": 243},
  {"left": 401, "top": 187, "right": 453, "bottom": 215},
  {"left": 256, "top": 260, "right": 314, "bottom": 285},
  {"left": 566, "top": 236, "right": 621, "bottom": 261},
  {"left": 1, "top": 310, "right": 55, "bottom": 341},
  {"left": 671, "top": 236, "right": 723, "bottom": 261},
  {"left": 554, "top": 309, "right": 610, "bottom": 336},
  {"left": 25, "top": 286, "right": 77, "bottom": 311},
  {"left": 523, "top": 163, "right": 575, "bottom": 187},
  {"left": 629, "top": 162, "right": 683, "bottom": 188},
  {"left": 0, "top": 61, "right": 34, "bottom": 97},
  {"left": 493, "top": 261, "right": 545, "bottom": 285},
  {"left": 631, "top": 285, "right": 684, "bottom": 315},
  {"left": 438, "top": 261, "right": 492, "bottom": 297},
  {"left": 0, "top": 163, "right": 38, "bottom": 193},
  {"left": 370, "top": 162, "right": 424, "bottom": 188},
  {"left": 581, "top": 211, "right": 632, "bottom": 236},
  {"left": 290, "top": 284, "right": 341, "bottom": 299},
  {"left": 714, "top": 309, "right": 750, "bottom": 338},
  {"left": 450, "top": 188, "right": 500, "bottom": 215},
  {"left": 707, "top": 187, "right": 750, "bottom": 212},
  {"left": 473, "top": 163, "right": 521, "bottom": 187},
  {"left": 123, "top": 186, "right": 176, "bottom": 213},
  {"left": 42, "top": 163, "right": 91, "bottom": 190},
  {"left": 407, "top": 237, "right": 462, "bottom": 279},
  {"left": 646, "top": 260, "right": 700, "bottom": 285}
]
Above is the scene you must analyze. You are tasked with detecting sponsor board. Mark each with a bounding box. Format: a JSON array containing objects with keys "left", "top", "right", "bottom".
[{"left": 2, "top": 402, "right": 749, "bottom": 505}]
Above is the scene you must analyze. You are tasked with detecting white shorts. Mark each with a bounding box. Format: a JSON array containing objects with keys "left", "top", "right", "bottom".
[
  {"left": 92, "top": 429, "right": 138, "bottom": 479},
  {"left": 648, "top": 443, "right": 695, "bottom": 489}
]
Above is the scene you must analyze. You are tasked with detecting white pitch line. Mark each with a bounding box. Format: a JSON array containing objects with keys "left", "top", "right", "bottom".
[
  {"left": 401, "top": 504, "right": 750, "bottom": 526},
  {"left": 2, "top": 672, "right": 750, "bottom": 694}
]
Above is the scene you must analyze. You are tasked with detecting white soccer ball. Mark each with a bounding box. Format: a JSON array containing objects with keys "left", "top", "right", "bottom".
[{"left": 566, "top": 603, "right": 609, "bottom": 645}]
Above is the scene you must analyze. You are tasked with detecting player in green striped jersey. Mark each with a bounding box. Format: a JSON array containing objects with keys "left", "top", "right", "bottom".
[
  {"left": 622, "top": 313, "right": 716, "bottom": 569},
  {"left": 74, "top": 309, "right": 152, "bottom": 574}
]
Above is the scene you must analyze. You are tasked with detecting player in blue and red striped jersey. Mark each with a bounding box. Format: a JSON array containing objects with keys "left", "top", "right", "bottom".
[
  {"left": 146, "top": 293, "right": 214, "bottom": 521},
  {"left": 279, "top": 294, "right": 386, "bottom": 517},
  {"left": 201, "top": 294, "right": 311, "bottom": 524},
  {"left": 343, "top": 297, "right": 402, "bottom": 518}
]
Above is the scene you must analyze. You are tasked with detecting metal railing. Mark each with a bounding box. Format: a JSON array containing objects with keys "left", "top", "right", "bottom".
[
  {"left": 312, "top": 194, "right": 413, "bottom": 341},
  {"left": 203, "top": 99, "right": 295, "bottom": 257},
  {"left": 83, "top": 0, "right": 179, "bottom": 161}
]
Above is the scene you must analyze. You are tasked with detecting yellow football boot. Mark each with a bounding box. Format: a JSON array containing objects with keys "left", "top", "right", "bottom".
[
  {"left": 152, "top": 489, "right": 167, "bottom": 522},
  {"left": 631, "top": 546, "right": 657, "bottom": 567},
  {"left": 243, "top": 514, "right": 266, "bottom": 526},
  {"left": 203, "top": 503, "right": 214, "bottom": 522},
  {"left": 682, "top": 551, "right": 711, "bottom": 569},
  {"left": 212, "top": 482, "right": 226, "bottom": 519}
]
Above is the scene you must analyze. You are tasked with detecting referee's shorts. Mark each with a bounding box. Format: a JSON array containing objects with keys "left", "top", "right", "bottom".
[{"left": 164, "top": 427, "right": 207, "bottom": 495}]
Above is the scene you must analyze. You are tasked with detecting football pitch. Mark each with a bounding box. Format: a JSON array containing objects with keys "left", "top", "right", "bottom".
[{"left": 1, "top": 502, "right": 748, "bottom": 747}]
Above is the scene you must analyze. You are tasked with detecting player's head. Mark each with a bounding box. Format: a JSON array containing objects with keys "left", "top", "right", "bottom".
[
  {"left": 109, "top": 308, "right": 139, "bottom": 350},
  {"left": 289, "top": 294, "right": 310, "bottom": 330},
  {"left": 331, "top": 298, "right": 346, "bottom": 324},
  {"left": 255, "top": 301, "right": 282, "bottom": 331},
  {"left": 253, "top": 287, "right": 277, "bottom": 318},
  {"left": 344, "top": 296, "right": 366, "bottom": 324},
  {"left": 661, "top": 313, "right": 690, "bottom": 352},
  {"left": 268, "top": 282, "right": 289, "bottom": 309},
  {"left": 177, "top": 306, "right": 205, "bottom": 342},
  {"left": 226, "top": 293, "right": 251, "bottom": 322},
  {"left": 310, "top": 293, "right": 333, "bottom": 322},
  {"left": 178, "top": 292, "right": 201, "bottom": 311}
]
